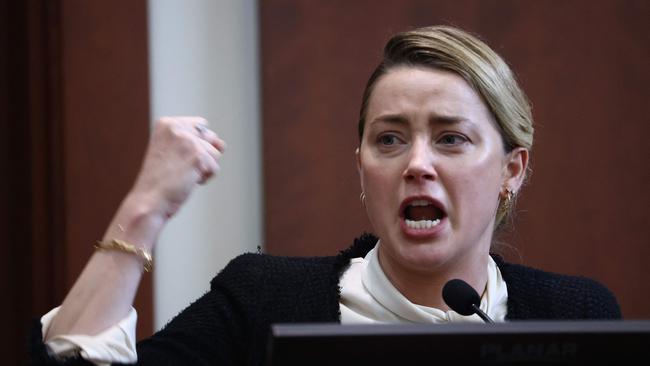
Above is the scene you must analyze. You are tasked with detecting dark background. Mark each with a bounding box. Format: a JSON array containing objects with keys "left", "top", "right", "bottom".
[
  {"left": 1, "top": 1, "right": 152, "bottom": 364},
  {"left": 2, "top": 0, "right": 648, "bottom": 364},
  {"left": 261, "top": 0, "right": 649, "bottom": 319}
]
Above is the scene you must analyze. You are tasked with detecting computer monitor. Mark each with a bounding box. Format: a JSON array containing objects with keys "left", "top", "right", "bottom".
[{"left": 266, "top": 320, "right": 650, "bottom": 365}]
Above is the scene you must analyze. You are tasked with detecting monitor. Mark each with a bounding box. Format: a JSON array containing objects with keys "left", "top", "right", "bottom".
[{"left": 266, "top": 320, "right": 650, "bottom": 365}]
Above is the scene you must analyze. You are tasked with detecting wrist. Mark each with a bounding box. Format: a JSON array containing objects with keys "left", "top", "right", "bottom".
[{"left": 103, "top": 192, "right": 168, "bottom": 251}]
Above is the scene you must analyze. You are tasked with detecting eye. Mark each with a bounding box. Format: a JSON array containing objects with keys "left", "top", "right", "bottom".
[
  {"left": 437, "top": 133, "right": 468, "bottom": 146},
  {"left": 377, "top": 133, "right": 403, "bottom": 146}
]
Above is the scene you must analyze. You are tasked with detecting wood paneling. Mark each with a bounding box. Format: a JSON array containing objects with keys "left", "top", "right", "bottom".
[
  {"left": 2, "top": 0, "right": 152, "bottom": 363},
  {"left": 261, "top": 0, "right": 650, "bottom": 318},
  {"left": 59, "top": 0, "right": 153, "bottom": 340},
  {"left": 2, "top": 2, "right": 67, "bottom": 363}
]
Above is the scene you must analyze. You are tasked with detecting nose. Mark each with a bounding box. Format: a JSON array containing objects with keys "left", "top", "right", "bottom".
[{"left": 403, "top": 139, "right": 437, "bottom": 183}]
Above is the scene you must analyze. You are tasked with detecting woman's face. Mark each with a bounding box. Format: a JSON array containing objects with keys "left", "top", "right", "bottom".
[{"left": 358, "top": 66, "right": 526, "bottom": 277}]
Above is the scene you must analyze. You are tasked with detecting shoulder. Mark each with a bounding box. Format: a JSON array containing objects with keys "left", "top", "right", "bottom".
[
  {"left": 210, "top": 233, "right": 379, "bottom": 290},
  {"left": 493, "top": 256, "right": 622, "bottom": 320},
  {"left": 210, "top": 252, "right": 338, "bottom": 294},
  {"left": 207, "top": 234, "right": 379, "bottom": 320}
]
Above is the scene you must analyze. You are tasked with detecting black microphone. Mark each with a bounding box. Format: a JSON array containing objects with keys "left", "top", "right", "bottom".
[{"left": 442, "top": 279, "right": 494, "bottom": 323}]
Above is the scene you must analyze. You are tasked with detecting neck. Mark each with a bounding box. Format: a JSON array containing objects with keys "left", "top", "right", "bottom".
[{"left": 377, "top": 247, "right": 489, "bottom": 310}]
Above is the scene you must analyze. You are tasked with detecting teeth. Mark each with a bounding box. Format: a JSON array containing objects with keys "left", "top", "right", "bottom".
[
  {"left": 405, "top": 219, "right": 441, "bottom": 230},
  {"left": 410, "top": 200, "right": 431, "bottom": 207}
]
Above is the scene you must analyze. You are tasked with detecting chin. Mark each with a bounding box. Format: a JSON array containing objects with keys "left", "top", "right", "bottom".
[{"left": 385, "top": 236, "right": 457, "bottom": 274}]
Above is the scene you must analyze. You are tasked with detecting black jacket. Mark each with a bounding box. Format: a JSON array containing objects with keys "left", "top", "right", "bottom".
[{"left": 29, "top": 234, "right": 621, "bottom": 365}]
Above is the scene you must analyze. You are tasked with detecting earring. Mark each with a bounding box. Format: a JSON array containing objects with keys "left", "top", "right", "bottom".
[
  {"left": 360, "top": 192, "right": 366, "bottom": 207},
  {"left": 497, "top": 188, "right": 514, "bottom": 222},
  {"left": 504, "top": 188, "right": 514, "bottom": 203}
]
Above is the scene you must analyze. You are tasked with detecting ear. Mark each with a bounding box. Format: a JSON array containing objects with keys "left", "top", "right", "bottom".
[{"left": 502, "top": 147, "right": 529, "bottom": 193}]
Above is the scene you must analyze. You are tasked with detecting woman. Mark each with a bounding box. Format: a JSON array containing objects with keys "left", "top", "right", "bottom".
[{"left": 30, "top": 25, "right": 620, "bottom": 365}]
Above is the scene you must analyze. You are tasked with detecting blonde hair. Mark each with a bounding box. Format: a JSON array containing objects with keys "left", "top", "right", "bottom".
[{"left": 358, "top": 25, "right": 534, "bottom": 228}]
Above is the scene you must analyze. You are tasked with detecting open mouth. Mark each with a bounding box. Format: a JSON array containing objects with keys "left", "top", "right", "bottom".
[{"left": 401, "top": 198, "right": 446, "bottom": 230}]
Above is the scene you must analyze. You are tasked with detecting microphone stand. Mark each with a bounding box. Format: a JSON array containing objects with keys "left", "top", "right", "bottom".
[{"left": 471, "top": 304, "right": 494, "bottom": 323}]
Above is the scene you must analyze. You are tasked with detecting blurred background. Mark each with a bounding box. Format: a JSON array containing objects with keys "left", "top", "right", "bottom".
[{"left": 2, "top": 0, "right": 648, "bottom": 364}]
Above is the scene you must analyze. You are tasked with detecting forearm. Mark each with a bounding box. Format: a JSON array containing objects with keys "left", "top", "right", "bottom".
[
  {"left": 45, "top": 191, "right": 166, "bottom": 340},
  {"left": 43, "top": 116, "right": 224, "bottom": 342}
]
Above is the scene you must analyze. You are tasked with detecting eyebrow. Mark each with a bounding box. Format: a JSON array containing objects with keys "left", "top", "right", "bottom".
[
  {"left": 369, "top": 114, "right": 409, "bottom": 126},
  {"left": 369, "top": 113, "right": 470, "bottom": 126}
]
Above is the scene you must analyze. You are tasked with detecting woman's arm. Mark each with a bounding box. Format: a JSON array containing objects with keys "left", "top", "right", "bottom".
[{"left": 45, "top": 116, "right": 225, "bottom": 340}]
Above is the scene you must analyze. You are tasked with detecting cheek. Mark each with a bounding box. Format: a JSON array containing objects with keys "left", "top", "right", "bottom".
[
  {"left": 359, "top": 150, "right": 399, "bottom": 194},
  {"left": 360, "top": 156, "right": 402, "bottom": 225},
  {"left": 445, "top": 156, "right": 503, "bottom": 219},
  {"left": 362, "top": 165, "right": 396, "bottom": 205}
]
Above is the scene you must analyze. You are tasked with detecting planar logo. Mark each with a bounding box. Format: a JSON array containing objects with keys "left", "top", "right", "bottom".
[{"left": 480, "top": 342, "right": 578, "bottom": 363}]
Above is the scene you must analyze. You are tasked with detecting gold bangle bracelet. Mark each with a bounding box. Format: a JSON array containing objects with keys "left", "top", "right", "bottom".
[{"left": 95, "top": 239, "right": 153, "bottom": 272}]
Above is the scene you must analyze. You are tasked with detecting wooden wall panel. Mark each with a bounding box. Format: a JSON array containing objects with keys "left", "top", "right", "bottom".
[
  {"left": 261, "top": 0, "right": 649, "bottom": 318},
  {"left": 2, "top": 0, "right": 152, "bottom": 363},
  {"left": 59, "top": 0, "right": 153, "bottom": 340},
  {"left": 2, "top": 2, "right": 68, "bottom": 363}
]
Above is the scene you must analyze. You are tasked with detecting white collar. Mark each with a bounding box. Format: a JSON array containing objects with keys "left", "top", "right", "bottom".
[{"left": 339, "top": 241, "right": 508, "bottom": 324}]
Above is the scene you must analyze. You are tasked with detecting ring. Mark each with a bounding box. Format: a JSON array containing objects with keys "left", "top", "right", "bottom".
[{"left": 195, "top": 124, "right": 208, "bottom": 136}]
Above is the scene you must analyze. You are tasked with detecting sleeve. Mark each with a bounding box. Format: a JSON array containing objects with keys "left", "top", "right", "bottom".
[
  {"left": 29, "top": 255, "right": 256, "bottom": 366},
  {"left": 581, "top": 278, "right": 622, "bottom": 319},
  {"left": 132, "top": 258, "right": 254, "bottom": 366},
  {"left": 40, "top": 307, "right": 138, "bottom": 366}
]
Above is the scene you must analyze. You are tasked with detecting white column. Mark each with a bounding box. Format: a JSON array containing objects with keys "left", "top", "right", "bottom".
[{"left": 148, "top": 0, "right": 261, "bottom": 330}]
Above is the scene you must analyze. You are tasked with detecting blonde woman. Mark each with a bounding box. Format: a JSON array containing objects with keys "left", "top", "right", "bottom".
[{"left": 31, "top": 26, "right": 620, "bottom": 366}]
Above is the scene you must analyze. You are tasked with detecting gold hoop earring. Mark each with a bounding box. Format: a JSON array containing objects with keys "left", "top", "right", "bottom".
[
  {"left": 504, "top": 188, "right": 514, "bottom": 205},
  {"left": 497, "top": 188, "right": 514, "bottom": 222},
  {"left": 360, "top": 192, "right": 366, "bottom": 207}
]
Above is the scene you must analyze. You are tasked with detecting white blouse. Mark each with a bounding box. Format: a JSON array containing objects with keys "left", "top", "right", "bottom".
[
  {"left": 340, "top": 242, "right": 508, "bottom": 324},
  {"left": 41, "top": 306, "right": 138, "bottom": 366},
  {"left": 42, "top": 243, "right": 508, "bottom": 365}
]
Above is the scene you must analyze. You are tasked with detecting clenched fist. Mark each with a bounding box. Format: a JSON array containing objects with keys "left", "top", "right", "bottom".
[{"left": 130, "top": 116, "right": 226, "bottom": 219}]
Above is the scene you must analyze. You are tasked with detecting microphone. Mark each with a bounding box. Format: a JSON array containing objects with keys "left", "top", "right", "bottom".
[{"left": 442, "top": 279, "right": 494, "bottom": 323}]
